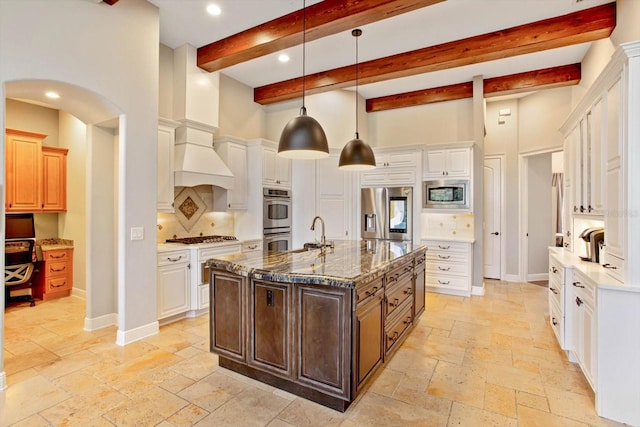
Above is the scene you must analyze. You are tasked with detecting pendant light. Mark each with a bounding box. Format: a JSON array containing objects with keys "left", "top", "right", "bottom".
[
  {"left": 277, "top": 0, "right": 329, "bottom": 160},
  {"left": 339, "top": 29, "right": 376, "bottom": 170}
]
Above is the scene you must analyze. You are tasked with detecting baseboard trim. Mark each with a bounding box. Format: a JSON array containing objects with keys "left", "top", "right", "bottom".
[
  {"left": 84, "top": 313, "right": 117, "bottom": 331},
  {"left": 71, "top": 288, "right": 86, "bottom": 300},
  {"left": 0, "top": 371, "right": 6, "bottom": 391},
  {"left": 116, "top": 321, "right": 159, "bottom": 346},
  {"left": 471, "top": 283, "right": 485, "bottom": 296},
  {"left": 527, "top": 273, "right": 549, "bottom": 282},
  {"left": 504, "top": 274, "right": 521, "bottom": 283}
]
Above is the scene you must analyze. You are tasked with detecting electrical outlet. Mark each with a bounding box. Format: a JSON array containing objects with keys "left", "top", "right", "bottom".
[{"left": 131, "top": 227, "right": 144, "bottom": 241}]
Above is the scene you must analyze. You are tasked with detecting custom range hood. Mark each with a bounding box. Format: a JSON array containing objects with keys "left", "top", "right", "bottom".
[
  {"left": 172, "top": 44, "right": 234, "bottom": 189},
  {"left": 173, "top": 125, "right": 234, "bottom": 189}
]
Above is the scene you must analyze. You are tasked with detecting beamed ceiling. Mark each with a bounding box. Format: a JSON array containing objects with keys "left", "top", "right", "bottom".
[{"left": 147, "top": 0, "right": 616, "bottom": 112}]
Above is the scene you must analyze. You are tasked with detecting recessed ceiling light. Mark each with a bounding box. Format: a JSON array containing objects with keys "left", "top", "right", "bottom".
[
  {"left": 278, "top": 54, "right": 290, "bottom": 63},
  {"left": 206, "top": 4, "right": 221, "bottom": 16},
  {"left": 45, "top": 91, "right": 60, "bottom": 99}
]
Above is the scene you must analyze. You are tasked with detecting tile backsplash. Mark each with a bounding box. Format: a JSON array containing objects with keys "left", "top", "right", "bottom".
[
  {"left": 421, "top": 212, "right": 474, "bottom": 239},
  {"left": 157, "top": 185, "right": 235, "bottom": 242}
]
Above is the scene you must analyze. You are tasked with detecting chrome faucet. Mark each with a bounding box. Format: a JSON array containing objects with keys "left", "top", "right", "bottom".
[{"left": 310, "top": 216, "right": 326, "bottom": 248}]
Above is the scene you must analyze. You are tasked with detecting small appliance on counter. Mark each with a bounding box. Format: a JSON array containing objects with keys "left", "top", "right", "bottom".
[{"left": 579, "top": 227, "right": 604, "bottom": 263}]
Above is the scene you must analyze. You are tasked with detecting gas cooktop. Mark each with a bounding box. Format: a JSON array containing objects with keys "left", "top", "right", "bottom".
[{"left": 166, "top": 235, "right": 238, "bottom": 245}]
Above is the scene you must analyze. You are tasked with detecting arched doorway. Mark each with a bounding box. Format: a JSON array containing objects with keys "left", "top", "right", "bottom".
[{"left": 1, "top": 79, "right": 122, "bottom": 389}]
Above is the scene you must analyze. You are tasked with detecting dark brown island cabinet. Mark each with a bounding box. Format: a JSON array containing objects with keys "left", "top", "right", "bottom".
[{"left": 207, "top": 240, "right": 426, "bottom": 411}]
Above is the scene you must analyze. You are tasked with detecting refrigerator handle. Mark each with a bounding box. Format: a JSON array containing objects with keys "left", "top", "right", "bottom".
[{"left": 364, "top": 213, "right": 376, "bottom": 232}]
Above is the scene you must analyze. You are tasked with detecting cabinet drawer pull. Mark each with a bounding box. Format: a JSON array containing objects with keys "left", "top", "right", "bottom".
[
  {"left": 403, "top": 287, "right": 412, "bottom": 295},
  {"left": 552, "top": 317, "right": 558, "bottom": 326},
  {"left": 403, "top": 316, "right": 412, "bottom": 325},
  {"left": 551, "top": 266, "right": 558, "bottom": 274},
  {"left": 576, "top": 296, "right": 583, "bottom": 306},
  {"left": 50, "top": 253, "right": 67, "bottom": 259},
  {"left": 365, "top": 286, "right": 378, "bottom": 297},
  {"left": 389, "top": 298, "right": 400, "bottom": 308},
  {"left": 602, "top": 263, "right": 617, "bottom": 270},
  {"left": 167, "top": 256, "right": 182, "bottom": 262},
  {"left": 247, "top": 244, "right": 258, "bottom": 250},
  {"left": 437, "top": 255, "right": 450, "bottom": 260},
  {"left": 572, "top": 281, "right": 585, "bottom": 288},
  {"left": 388, "top": 331, "right": 400, "bottom": 342},
  {"left": 438, "top": 245, "right": 450, "bottom": 250},
  {"left": 438, "top": 280, "right": 450, "bottom": 285},
  {"left": 50, "top": 266, "right": 66, "bottom": 272},
  {"left": 51, "top": 281, "right": 66, "bottom": 288},
  {"left": 549, "top": 287, "right": 558, "bottom": 295},
  {"left": 437, "top": 266, "right": 450, "bottom": 271}
]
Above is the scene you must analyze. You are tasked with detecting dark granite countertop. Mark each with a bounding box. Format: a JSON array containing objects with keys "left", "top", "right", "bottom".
[{"left": 207, "top": 240, "right": 426, "bottom": 288}]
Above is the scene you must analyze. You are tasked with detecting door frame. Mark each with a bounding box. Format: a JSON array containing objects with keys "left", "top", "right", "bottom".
[
  {"left": 484, "top": 155, "right": 506, "bottom": 280},
  {"left": 519, "top": 147, "right": 561, "bottom": 282}
]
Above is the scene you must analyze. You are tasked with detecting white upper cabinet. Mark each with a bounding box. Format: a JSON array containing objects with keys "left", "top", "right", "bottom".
[
  {"left": 157, "top": 118, "right": 180, "bottom": 212},
  {"left": 423, "top": 147, "right": 471, "bottom": 179},
  {"left": 263, "top": 145, "right": 291, "bottom": 189},
  {"left": 213, "top": 136, "right": 249, "bottom": 211},
  {"left": 360, "top": 147, "right": 418, "bottom": 187}
]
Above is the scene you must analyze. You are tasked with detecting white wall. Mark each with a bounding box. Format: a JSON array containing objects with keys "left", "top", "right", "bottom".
[
  {"left": 219, "top": 74, "right": 267, "bottom": 138},
  {"left": 527, "top": 153, "right": 552, "bottom": 279},
  {"left": 58, "top": 111, "right": 87, "bottom": 292},
  {"left": 0, "top": 0, "right": 161, "bottom": 363},
  {"left": 159, "top": 44, "right": 174, "bottom": 120},
  {"left": 369, "top": 98, "right": 474, "bottom": 146},
  {"left": 519, "top": 88, "right": 572, "bottom": 153}
]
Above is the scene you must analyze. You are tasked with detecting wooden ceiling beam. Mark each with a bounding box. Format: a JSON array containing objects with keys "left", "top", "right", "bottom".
[
  {"left": 255, "top": 2, "right": 614, "bottom": 105},
  {"left": 197, "top": 0, "right": 445, "bottom": 72},
  {"left": 366, "top": 63, "right": 582, "bottom": 112},
  {"left": 102, "top": 0, "right": 119, "bottom": 5}
]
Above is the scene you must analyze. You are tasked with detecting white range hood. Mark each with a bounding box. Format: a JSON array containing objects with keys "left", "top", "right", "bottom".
[
  {"left": 173, "top": 124, "right": 234, "bottom": 189},
  {"left": 171, "top": 44, "right": 233, "bottom": 189}
]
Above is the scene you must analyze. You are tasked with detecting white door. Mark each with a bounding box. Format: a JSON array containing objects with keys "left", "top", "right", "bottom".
[{"left": 484, "top": 157, "right": 502, "bottom": 279}]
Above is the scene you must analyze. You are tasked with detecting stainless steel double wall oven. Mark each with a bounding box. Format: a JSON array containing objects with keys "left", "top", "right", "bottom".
[{"left": 263, "top": 188, "right": 292, "bottom": 252}]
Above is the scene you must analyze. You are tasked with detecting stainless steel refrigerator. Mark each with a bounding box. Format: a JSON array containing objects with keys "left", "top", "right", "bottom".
[{"left": 361, "top": 187, "right": 413, "bottom": 242}]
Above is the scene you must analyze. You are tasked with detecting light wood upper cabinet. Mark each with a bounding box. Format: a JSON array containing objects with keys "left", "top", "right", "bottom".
[{"left": 5, "top": 129, "right": 68, "bottom": 213}]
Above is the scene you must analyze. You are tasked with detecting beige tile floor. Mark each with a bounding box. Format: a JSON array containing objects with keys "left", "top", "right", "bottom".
[{"left": 0, "top": 280, "right": 626, "bottom": 426}]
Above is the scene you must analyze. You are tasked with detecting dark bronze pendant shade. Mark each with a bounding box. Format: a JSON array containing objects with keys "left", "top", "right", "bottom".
[
  {"left": 278, "top": 106, "right": 329, "bottom": 159},
  {"left": 339, "top": 132, "right": 375, "bottom": 170},
  {"left": 339, "top": 28, "right": 376, "bottom": 170},
  {"left": 277, "top": 0, "right": 329, "bottom": 160}
]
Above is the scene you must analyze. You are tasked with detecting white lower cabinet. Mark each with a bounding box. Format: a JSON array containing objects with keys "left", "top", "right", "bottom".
[
  {"left": 569, "top": 269, "right": 597, "bottom": 390},
  {"left": 157, "top": 249, "right": 191, "bottom": 320},
  {"left": 421, "top": 239, "right": 472, "bottom": 296},
  {"left": 548, "top": 254, "right": 569, "bottom": 349}
]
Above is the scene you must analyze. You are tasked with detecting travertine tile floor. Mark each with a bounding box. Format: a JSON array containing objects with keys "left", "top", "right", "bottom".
[{"left": 1, "top": 280, "right": 627, "bottom": 426}]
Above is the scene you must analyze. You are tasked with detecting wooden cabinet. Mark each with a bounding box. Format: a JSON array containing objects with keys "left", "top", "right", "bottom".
[
  {"left": 263, "top": 144, "right": 291, "bottom": 188},
  {"left": 423, "top": 147, "right": 471, "bottom": 179},
  {"left": 354, "top": 277, "right": 384, "bottom": 390},
  {"left": 384, "top": 258, "right": 415, "bottom": 357},
  {"left": 5, "top": 129, "right": 68, "bottom": 213},
  {"left": 360, "top": 148, "right": 418, "bottom": 187},
  {"left": 210, "top": 271, "right": 246, "bottom": 362},
  {"left": 414, "top": 253, "right": 426, "bottom": 317},
  {"left": 249, "top": 280, "right": 292, "bottom": 377},
  {"left": 34, "top": 248, "right": 73, "bottom": 301},
  {"left": 296, "top": 284, "right": 351, "bottom": 400},
  {"left": 213, "top": 136, "right": 249, "bottom": 210},
  {"left": 157, "top": 249, "right": 190, "bottom": 320},
  {"left": 157, "top": 119, "right": 179, "bottom": 212},
  {"left": 421, "top": 239, "right": 473, "bottom": 296}
]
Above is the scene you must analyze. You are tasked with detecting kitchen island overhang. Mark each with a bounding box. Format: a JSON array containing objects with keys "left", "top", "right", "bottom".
[{"left": 207, "top": 240, "right": 426, "bottom": 412}]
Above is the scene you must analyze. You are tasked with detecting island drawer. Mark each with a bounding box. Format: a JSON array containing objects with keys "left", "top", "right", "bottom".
[
  {"left": 356, "top": 276, "right": 384, "bottom": 308},
  {"left": 385, "top": 277, "right": 413, "bottom": 319},
  {"left": 385, "top": 259, "right": 413, "bottom": 289},
  {"left": 385, "top": 301, "right": 412, "bottom": 354}
]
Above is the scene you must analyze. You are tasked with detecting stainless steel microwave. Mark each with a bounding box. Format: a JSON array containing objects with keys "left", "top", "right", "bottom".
[{"left": 423, "top": 180, "right": 469, "bottom": 209}]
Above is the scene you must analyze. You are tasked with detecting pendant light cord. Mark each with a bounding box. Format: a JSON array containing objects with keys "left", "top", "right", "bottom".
[
  {"left": 301, "top": 0, "right": 306, "bottom": 113},
  {"left": 355, "top": 30, "right": 359, "bottom": 139}
]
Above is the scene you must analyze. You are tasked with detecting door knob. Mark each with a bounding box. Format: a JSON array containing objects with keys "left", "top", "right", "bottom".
[{"left": 491, "top": 232, "right": 499, "bottom": 235}]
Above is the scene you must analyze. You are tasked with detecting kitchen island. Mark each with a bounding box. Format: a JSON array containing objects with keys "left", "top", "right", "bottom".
[{"left": 207, "top": 240, "right": 426, "bottom": 411}]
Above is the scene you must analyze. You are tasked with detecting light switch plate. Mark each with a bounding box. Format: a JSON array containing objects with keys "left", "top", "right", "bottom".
[{"left": 131, "top": 227, "right": 144, "bottom": 241}]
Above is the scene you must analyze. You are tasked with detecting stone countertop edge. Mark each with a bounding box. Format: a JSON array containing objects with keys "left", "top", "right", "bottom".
[
  {"left": 208, "top": 241, "right": 426, "bottom": 289},
  {"left": 549, "top": 247, "right": 640, "bottom": 292}
]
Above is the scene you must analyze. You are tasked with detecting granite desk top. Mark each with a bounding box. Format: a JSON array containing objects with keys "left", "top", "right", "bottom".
[{"left": 207, "top": 240, "right": 426, "bottom": 288}]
